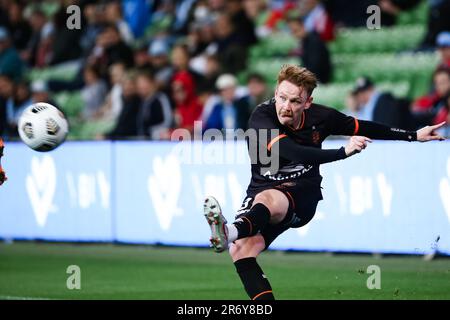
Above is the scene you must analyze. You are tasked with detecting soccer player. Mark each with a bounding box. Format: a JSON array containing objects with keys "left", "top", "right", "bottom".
[
  {"left": 0, "top": 138, "right": 7, "bottom": 185},
  {"left": 203, "top": 65, "right": 445, "bottom": 300}
]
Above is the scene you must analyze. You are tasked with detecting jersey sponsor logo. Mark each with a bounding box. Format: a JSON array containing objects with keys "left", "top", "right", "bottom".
[{"left": 263, "top": 164, "right": 313, "bottom": 181}]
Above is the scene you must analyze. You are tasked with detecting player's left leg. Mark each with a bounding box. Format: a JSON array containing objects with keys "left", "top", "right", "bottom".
[
  {"left": 0, "top": 139, "right": 7, "bottom": 186},
  {"left": 229, "top": 235, "right": 275, "bottom": 300}
]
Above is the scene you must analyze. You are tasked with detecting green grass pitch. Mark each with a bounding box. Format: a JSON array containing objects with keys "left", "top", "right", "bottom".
[{"left": 0, "top": 242, "right": 449, "bottom": 300}]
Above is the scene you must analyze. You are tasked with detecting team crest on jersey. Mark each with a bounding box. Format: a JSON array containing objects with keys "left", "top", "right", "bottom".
[{"left": 312, "top": 131, "right": 321, "bottom": 144}]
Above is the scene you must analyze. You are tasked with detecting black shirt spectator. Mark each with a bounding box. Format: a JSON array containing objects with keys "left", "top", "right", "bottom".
[
  {"left": 288, "top": 17, "right": 332, "bottom": 84},
  {"left": 50, "top": 7, "right": 83, "bottom": 65},
  {"left": 4, "top": 1, "right": 32, "bottom": 51}
]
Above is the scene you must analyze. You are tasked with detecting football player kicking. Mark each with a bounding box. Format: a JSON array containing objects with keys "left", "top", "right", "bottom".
[
  {"left": 204, "top": 64, "right": 445, "bottom": 300},
  {"left": 0, "top": 138, "right": 7, "bottom": 185}
]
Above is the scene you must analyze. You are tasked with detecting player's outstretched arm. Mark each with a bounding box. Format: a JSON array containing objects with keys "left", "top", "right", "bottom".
[
  {"left": 0, "top": 138, "right": 7, "bottom": 186},
  {"left": 416, "top": 122, "right": 446, "bottom": 142}
]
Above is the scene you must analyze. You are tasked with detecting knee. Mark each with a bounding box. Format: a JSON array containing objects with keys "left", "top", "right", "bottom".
[
  {"left": 254, "top": 192, "right": 275, "bottom": 211},
  {"left": 253, "top": 191, "right": 286, "bottom": 219},
  {"left": 229, "top": 236, "right": 266, "bottom": 262}
]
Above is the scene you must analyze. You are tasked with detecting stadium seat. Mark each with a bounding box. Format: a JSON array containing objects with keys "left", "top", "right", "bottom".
[
  {"left": 397, "top": 0, "right": 428, "bottom": 26},
  {"left": 331, "top": 52, "right": 438, "bottom": 98},
  {"left": 329, "top": 25, "right": 426, "bottom": 54},
  {"left": 313, "top": 81, "right": 411, "bottom": 110},
  {"left": 53, "top": 91, "right": 83, "bottom": 118},
  {"left": 27, "top": 60, "right": 80, "bottom": 82}
]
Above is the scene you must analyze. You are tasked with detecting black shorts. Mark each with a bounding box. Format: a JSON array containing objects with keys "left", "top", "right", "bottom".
[{"left": 236, "top": 178, "right": 323, "bottom": 250}]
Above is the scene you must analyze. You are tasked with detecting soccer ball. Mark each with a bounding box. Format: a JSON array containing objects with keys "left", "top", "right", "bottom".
[{"left": 18, "top": 102, "right": 69, "bottom": 152}]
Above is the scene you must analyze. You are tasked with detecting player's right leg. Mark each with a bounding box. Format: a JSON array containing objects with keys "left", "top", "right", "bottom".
[
  {"left": 204, "top": 196, "right": 229, "bottom": 252},
  {"left": 204, "top": 190, "right": 289, "bottom": 252}
]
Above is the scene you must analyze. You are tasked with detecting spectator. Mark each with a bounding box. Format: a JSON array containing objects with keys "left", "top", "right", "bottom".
[
  {"left": 343, "top": 91, "right": 359, "bottom": 116},
  {"left": 106, "top": 72, "right": 141, "bottom": 139},
  {"left": 49, "top": 6, "right": 82, "bottom": 65},
  {"left": 80, "top": 2, "right": 106, "bottom": 57},
  {"left": 148, "top": 39, "right": 173, "bottom": 91},
  {"left": 172, "top": 0, "right": 198, "bottom": 35},
  {"left": 323, "top": 0, "right": 375, "bottom": 28},
  {"left": 5, "top": 1, "right": 32, "bottom": 51},
  {"left": 0, "top": 26, "right": 25, "bottom": 81},
  {"left": 412, "top": 67, "right": 450, "bottom": 127},
  {"left": 244, "top": 73, "right": 271, "bottom": 113},
  {"left": 188, "top": 19, "right": 215, "bottom": 57},
  {"left": 34, "top": 20, "right": 54, "bottom": 68},
  {"left": 105, "top": 0, "right": 134, "bottom": 44},
  {"left": 122, "top": 0, "right": 151, "bottom": 38},
  {"left": 434, "top": 93, "right": 450, "bottom": 136},
  {"left": 0, "top": 74, "right": 15, "bottom": 137},
  {"left": 81, "top": 64, "right": 108, "bottom": 120},
  {"left": 172, "top": 71, "right": 203, "bottom": 132},
  {"left": 97, "top": 62, "right": 127, "bottom": 122},
  {"left": 297, "top": 0, "right": 335, "bottom": 42},
  {"left": 351, "top": 76, "right": 405, "bottom": 127},
  {"left": 262, "top": 0, "right": 297, "bottom": 34},
  {"left": 136, "top": 71, "right": 173, "bottom": 140},
  {"left": 419, "top": 0, "right": 450, "bottom": 50},
  {"left": 242, "top": 0, "right": 272, "bottom": 38},
  {"left": 196, "top": 54, "right": 222, "bottom": 93},
  {"left": 87, "top": 23, "right": 134, "bottom": 80},
  {"left": 287, "top": 16, "right": 332, "bottom": 83},
  {"left": 5, "top": 80, "right": 32, "bottom": 137},
  {"left": 436, "top": 31, "right": 450, "bottom": 69},
  {"left": 204, "top": 74, "right": 251, "bottom": 131},
  {"left": 23, "top": 8, "right": 48, "bottom": 67},
  {"left": 211, "top": 13, "right": 248, "bottom": 74},
  {"left": 226, "top": 0, "right": 258, "bottom": 47},
  {"left": 171, "top": 43, "right": 204, "bottom": 93}
]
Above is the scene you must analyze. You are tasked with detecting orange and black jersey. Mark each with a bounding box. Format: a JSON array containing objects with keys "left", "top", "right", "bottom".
[{"left": 246, "top": 98, "right": 417, "bottom": 194}]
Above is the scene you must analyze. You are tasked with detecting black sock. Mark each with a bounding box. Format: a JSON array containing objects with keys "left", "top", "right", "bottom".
[
  {"left": 233, "top": 203, "right": 271, "bottom": 239},
  {"left": 234, "top": 257, "right": 274, "bottom": 300}
]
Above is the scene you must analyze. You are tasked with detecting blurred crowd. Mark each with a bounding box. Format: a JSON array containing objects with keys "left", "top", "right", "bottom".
[{"left": 0, "top": 0, "right": 449, "bottom": 140}]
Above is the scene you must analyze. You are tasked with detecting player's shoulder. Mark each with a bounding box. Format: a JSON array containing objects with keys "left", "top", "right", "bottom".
[
  {"left": 309, "top": 102, "right": 338, "bottom": 115},
  {"left": 248, "top": 98, "right": 278, "bottom": 127}
]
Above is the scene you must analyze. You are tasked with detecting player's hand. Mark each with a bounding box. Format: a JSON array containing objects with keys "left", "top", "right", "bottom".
[
  {"left": 345, "top": 136, "right": 372, "bottom": 157},
  {"left": 416, "top": 122, "right": 446, "bottom": 142}
]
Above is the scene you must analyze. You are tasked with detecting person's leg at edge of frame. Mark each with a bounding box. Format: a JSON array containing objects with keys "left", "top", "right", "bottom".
[
  {"left": 229, "top": 189, "right": 289, "bottom": 300},
  {"left": 0, "top": 138, "right": 7, "bottom": 186}
]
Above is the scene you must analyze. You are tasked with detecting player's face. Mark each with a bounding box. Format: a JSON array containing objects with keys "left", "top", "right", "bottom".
[{"left": 275, "top": 80, "right": 313, "bottom": 128}]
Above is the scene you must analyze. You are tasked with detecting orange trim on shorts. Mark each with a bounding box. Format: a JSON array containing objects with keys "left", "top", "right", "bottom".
[
  {"left": 252, "top": 290, "right": 273, "bottom": 300},
  {"left": 267, "top": 134, "right": 287, "bottom": 151},
  {"left": 353, "top": 118, "right": 359, "bottom": 135},
  {"left": 241, "top": 216, "right": 252, "bottom": 236}
]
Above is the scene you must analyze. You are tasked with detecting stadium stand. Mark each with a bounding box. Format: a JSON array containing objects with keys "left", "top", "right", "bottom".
[{"left": 0, "top": 0, "right": 448, "bottom": 140}]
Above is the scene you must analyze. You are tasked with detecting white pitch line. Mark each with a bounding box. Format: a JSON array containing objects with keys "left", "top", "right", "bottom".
[{"left": 0, "top": 295, "right": 53, "bottom": 300}]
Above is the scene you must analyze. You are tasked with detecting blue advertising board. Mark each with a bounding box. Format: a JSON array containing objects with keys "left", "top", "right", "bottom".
[{"left": 0, "top": 140, "right": 449, "bottom": 255}]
